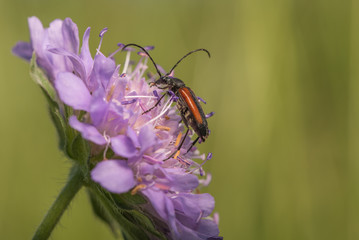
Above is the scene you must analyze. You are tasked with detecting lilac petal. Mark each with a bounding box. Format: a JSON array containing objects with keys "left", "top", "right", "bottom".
[
  {"left": 127, "top": 127, "right": 140, "bottom": 148},
  {"left": 139, "top": 125, "right": 157, "bottom": 153},
  {"left": 48, "top": 47, "right": 87, "bottom": 80},
  {"left": 89, "top": 89, "right": 108, "bottom": 127},
  {"left": 142, "top": 188, "right": 177, "bottom": 236},
  {"left": 177, "top": 218, "right": 220, "bottom": 240},
  {"left": 174, "top": 193, "right": 215, "bottom": 221},
  {"left": 169, "top": 173, "right": 199, "bottom": 192},
  {"left": 55, "top": 72, "right": 91, "bottom": 111},
  {"left": 155, "top": 168, "right": 199, "bottom": 192},
  {"left": 91, "top": 160, "right": 135, "bottom": 194},
  {"left": 62, "top": 18, "right": 79, "bottom": 54},
  {"left": 196, "top": 219, "right": 220, "bottom": 239},
  {"left": 88, "top": 54, "right": 116, "bottom": 92},
  {"left": 28, "top": 16, "right": 45, "bottom": 56},
  {"left": 142, "top": 188, "right": 167, "bottom": 219},
  {"left": 111, "top": 135, "right": 138, "bottom": 158},
  {"left": 80, "top": 27, "right": 94, "bottom": 78},
  {"left": 12, "top": 41, "right": 33, "bottom": 61},
  {"left": 69, "top": 116, "right": 107, "bottom": 145}
]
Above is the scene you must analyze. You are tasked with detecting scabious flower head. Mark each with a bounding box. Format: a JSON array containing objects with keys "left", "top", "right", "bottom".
[{"left": 13, "top": 16, "right": 221, "bottom": 240}]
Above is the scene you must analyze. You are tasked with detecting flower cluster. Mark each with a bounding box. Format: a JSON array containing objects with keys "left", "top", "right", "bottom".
[{"left": 13, "top": 17, "right": 221, "bottom": 240}]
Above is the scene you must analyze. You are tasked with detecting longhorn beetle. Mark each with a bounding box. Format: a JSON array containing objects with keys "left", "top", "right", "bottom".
[{"left": 122, "top": 44, "right": 211, "bottom": 159}]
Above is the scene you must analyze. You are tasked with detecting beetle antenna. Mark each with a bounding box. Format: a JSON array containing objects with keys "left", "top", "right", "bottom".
[
  {"left": 167, "top": 48, "right": 210, "bottom": 76},
  {"left": 122, "top": 43, "right": 162, "bottom": 77}
]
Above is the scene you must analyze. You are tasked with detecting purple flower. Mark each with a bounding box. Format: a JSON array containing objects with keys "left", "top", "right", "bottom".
[{"left": 13, "top": 17, "right": 220, "bottom": 240}]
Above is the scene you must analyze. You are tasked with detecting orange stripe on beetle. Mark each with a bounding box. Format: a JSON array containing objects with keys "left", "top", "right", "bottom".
[{"left": 178, "top": 87, "right": 203, "bottom": 124}]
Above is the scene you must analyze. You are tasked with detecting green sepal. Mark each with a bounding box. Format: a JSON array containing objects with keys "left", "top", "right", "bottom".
[
  {"left": 48, "top": 106, "right": 67, "bottom": 152},
  {"left": 68, "top": 132, "right": 90, "bottom": 166},
  {"left": 29, "top": 53, "right": 71, "bottom": 153},
  {"left": 87, "top": 190, "right": 118, "bottom": 237},
  {"left": 113, "top": 192, "right": 148, "bottom": 210},
  {"left": 88, "top": 183, "right": 167, "bottom": 240},
  {"left": 29, "top": 52, "right": 57, "bottom": 103},
  {"left": 122, "top": 210, "right": 167, "bottom": 240}
]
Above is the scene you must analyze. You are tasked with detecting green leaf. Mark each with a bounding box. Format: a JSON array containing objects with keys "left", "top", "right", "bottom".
[{"left": 29, "top": 52, "right": 57, "bottom": 103}]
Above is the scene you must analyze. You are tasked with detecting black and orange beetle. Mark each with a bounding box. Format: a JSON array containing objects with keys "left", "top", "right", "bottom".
[{"left": 122, "top": 44, "right": 212, "bottom": 159}]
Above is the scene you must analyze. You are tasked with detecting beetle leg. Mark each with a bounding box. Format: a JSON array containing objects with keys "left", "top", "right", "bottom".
[
  {"left": 142, "top": 93, "right": 166, "bottom": 114},
  {"left": 185, "top": 136, "right": 200, "bottom": 154}
]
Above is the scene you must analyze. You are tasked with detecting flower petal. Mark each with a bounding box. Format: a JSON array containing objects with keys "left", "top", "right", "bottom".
[
  {"left": 48, "top": 47, "right": 87, "bottom": 80},
  {"left": 28, "top": 16, "right": 45, "bottom": 56},
  {"left": 88, "top": 54, "right": 116, "bottom": 92},
  {"left": 12, "top": 41, "right": 33, "bottom": 61},
  {"left": 139, "top": 125, "right": 157, "bottom": 153},
  {"left": 111, "top": 135, "right": 138, "bottom": 158},
  {"left": 173, "top": 193, "right": 214, "bottom": 224},
  {"left": 55, "top": 72, "right": 91, "bottom": 111},
  {"left": 62, "top": 18, "right": 79, "bottom": 54},
  {"left": 91, "top": 160, "right": 135, "bottom": 194},
  {"left": 69, "top": 116, "right": 107, "bottom": 145},
  {"left": 80, "top": 27, "right": 94, "bottom": 79},
  {"left": 142, "top": 188, "right": 177, "bottom": 236}
]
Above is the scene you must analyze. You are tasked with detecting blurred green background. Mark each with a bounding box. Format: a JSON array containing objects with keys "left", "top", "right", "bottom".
[{"left": 1, "top": 0, "right": 358, "bottom": 239}]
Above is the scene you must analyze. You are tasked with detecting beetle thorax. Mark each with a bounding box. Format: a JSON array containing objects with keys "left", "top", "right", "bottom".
[{"left": 155, "top": 76, "right": 185, "bottom": 91}]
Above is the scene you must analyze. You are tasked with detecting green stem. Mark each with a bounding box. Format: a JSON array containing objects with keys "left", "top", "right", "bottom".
[{"left": 32, "top": 165, "right": 84, "bottom": 240}]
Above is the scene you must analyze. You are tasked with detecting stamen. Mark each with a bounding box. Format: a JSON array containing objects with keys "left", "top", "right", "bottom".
[
  {"left": 102, "top": 132, "right": 111, "bottom": 160},
  {"left": 199, "top": 173, "right": 212, "bottom": 186},
  {"left": 99, "top": 27, "right": 108, "bottom": 37},
  {"left": 196, "top": 211, "right": 203, "bottom": 223},
  {"left": 177, "top": 156, "right": 191, "bottom": 166},
  {"left": 170, "top": 93, "right": 179, "bottom": 102},
  {"left": 168, "top": 90, "right": 175, "bottom": 97},
  {"left": 108, "top": 43, "right": 124, "bottom": 58},
  {"left": 188, "top": 152, "right": 212, "bottom": 175},
  {"left": 120, "top": 99, "right": 137, "bottom": 105},
  {"left": 164, "top": 115, "right": 170, "bottom": 120},
  {"left": 138, "top": 51, "right": 148, "bottom": 57},
  {"left": 153, "top": 90, "right": 161, "bottom": 105},
  {"left": 131, "top": 184, "right": 146, "bottom": 195},
  {"left": 154, "top": 183, "right": 170, "bottom": 190},
  {"left": 139, "top": 101, "right": 146, "bottom": 112},
  {"left": 174, "top": 150, "right": 180, "bottom": 159},
  {"left": 143, "top": 155, "right": 164, "bottom": 164},
  {"left": 123, "top": 95, "right": 157, "bottom": 99},
  {"left": 175, "top": 132, "right": 183, "bottom": 146},
  {"left": 206, "top": 112, "right": 215, "bottom": 119},
  {"left": 144, "top": 45, "right": 155, "bottom": 51},
  {"left": 106, "top": 85, "right": 116, "bottom": 102},
  {"left": 155, "top": 125, "right": 171, "bottom": 131},
  {"left": 97, "top": 27, "right": 108, "bottom": 54},
  {"left": 122, "top": 51, "right": 131, "bottom": 74},
  {"left": 142, "top": 97, "right": 174, "bottom": 127},
  {"left": 197, "top": 96, "right": 207, "bottom": 104},
  {"left": 213, "top": 212, "right": 220, "bottom": 225}
]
